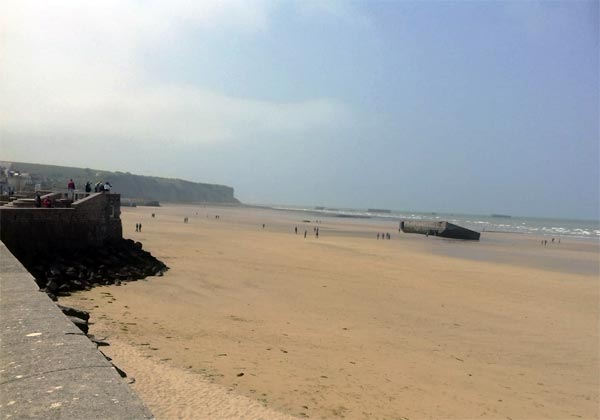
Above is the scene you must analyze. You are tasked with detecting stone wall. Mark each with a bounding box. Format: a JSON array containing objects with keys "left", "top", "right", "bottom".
[
  {"left": 0, "top": 193, "right": 122, "bottom": 255},
  {"left": 0, "top": 241, "right": 154, "bottom": 419}
]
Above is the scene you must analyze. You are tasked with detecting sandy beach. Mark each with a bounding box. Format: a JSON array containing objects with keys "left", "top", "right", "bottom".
[{"left": 61, "top": 205, "right": 599, "bottom": 419}]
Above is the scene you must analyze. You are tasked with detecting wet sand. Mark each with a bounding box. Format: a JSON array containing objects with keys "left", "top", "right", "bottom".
[{"left": 61, "top": 205, "right": 599, "bottom": 419}]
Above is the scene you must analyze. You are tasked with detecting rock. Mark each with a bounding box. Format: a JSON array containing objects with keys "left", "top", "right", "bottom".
[
  {"left": 113, "top": 363, "right": 127, "bottom": 378},
  {"left": 45, "top": 278, "right": 59, "bottom": 292},
  {"left": 88, "top": 335, "right": 110, "bottom": 347},
  {"left": 68, "top": 316, "right": 89, "bottom": 334},
  {"left": 70, "top": 280, "right": 83, "bottom": 289},
  {"left": 57, "top": 304, "right": 90, "bottom": 321}
]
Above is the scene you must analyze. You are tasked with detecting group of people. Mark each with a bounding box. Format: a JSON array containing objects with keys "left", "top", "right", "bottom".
[
  {"left": 297, "top": 226, "right": 317, "bottom": 238},
  {"left": 135, "top": 223, "right": 143, "bottom": 232},
  {"left": 541, "top": 237, "right": 560, "bottom": 246},
  {"left": 66, "top": 179, "right": 112, "bottom": 199},
  {"left": 34, "top": 193, "right": 52, "bottom": 208},
  {"left": 94, "top": 181, "right": 112, "bottom": 193},
  {"left": 377, "top": 232, "right": 391, "bottom": 240}
]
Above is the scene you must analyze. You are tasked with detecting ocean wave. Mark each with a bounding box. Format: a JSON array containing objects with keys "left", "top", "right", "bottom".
[{"left": 271, "top": 205, "right": 599, "bottom": 238}]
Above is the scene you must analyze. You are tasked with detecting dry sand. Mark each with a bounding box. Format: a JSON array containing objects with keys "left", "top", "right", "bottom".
[{"left": 61, "top": 205, "right": 599, "bottom": 419}]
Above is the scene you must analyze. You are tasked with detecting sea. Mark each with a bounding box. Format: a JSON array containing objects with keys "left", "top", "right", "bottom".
[{"left": 270, "top": 206, "right": 600, "bottom": 240}]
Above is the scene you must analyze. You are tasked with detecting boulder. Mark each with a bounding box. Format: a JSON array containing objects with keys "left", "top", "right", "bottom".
[
  {"left": 57, "top": 304, "right": 90, "bottom": 321},
  {"left": 68, "top": 316, "right": 88, "bottom": 334}
]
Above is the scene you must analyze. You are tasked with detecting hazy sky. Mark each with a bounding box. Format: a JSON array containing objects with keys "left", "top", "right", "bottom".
[{"left": 1, "top": 1, "right": 598, "bottom": 219}]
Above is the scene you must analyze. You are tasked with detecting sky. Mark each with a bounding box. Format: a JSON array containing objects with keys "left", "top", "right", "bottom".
[{"left": 1, "top": 0, "right": 598, "bottom": 220}]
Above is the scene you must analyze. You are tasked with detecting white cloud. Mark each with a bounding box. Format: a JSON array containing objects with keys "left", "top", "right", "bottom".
[{"left": 0, "top": 0, "right": 350, "bottom": 150}]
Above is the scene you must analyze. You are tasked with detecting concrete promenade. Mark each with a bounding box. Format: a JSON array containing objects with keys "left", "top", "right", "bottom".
[{"left": 0, "top": 242, "right": 153, "bottom": 419}]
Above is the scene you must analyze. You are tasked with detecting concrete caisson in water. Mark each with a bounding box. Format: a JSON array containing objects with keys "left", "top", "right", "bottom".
[{"left": 400, "top": 220, "right": 480, "bottom": 240}]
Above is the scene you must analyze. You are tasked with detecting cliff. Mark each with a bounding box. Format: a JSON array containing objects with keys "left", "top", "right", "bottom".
[{"left": 4, "top": 161, "right": 239, "bottom": 204}]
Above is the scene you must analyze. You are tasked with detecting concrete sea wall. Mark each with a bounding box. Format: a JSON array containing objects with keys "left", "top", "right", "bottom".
[
  {"left": 0, "top": 242, "right": 153, "bottom": 419},
  {"left": 0, "top": 193, "right": 122, "bottom": 254}
]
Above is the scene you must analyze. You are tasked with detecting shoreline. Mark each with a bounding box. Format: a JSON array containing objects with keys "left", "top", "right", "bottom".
[{"left": 60, "top": 204, "right": 599, "bottom": 419}]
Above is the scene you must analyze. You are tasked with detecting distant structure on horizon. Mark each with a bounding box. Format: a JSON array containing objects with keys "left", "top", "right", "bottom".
[{"left": 400, "top": 220, "right": 481, "bottom": 241}]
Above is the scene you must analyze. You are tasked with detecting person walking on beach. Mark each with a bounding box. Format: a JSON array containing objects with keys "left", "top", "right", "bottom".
[
  {"left": 139, "top": 223, "right": 142, "bottom": 232},
  {"left": 304, "top": 230, "right": 307, "bottom": 238},
  {"left": 316, "top": 227, "right": 319, "bottom": 238},
  {"left": 377, "top": 233, "right": 380, "bottom": 240},
  {"left": 295, "top": 226, "right": 298, "bottom": 234}
]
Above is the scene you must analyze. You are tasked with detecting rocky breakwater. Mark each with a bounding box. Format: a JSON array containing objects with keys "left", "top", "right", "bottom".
[{"left": 14, "top": 238, "right": 168, "bottom": 301}]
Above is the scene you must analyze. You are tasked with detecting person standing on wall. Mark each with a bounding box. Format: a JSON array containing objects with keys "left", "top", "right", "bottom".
[{"left": 67, "top": 179, "right": 76, "bottom": 200}]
